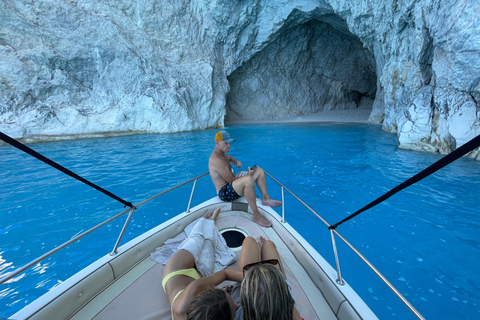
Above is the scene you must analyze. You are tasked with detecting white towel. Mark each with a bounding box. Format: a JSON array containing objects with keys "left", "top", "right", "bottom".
[{"left": 150, "top": 218, "right": 237, "bottom": 277}]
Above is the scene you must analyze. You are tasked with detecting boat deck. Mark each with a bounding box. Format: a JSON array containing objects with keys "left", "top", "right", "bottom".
[
  {"left": 15, "top": 198, "right": 375, "bottom": 320},
  {"left": 70, "top": 210, "right": 335, "bottom": 320}
]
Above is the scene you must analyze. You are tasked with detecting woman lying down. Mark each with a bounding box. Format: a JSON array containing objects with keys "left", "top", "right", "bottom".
[{"left": 156, "top": 209, "right": 302, "bottom": 320}]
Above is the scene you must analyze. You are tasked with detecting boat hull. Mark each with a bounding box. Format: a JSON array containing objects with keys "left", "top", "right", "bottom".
[{"left": 12, "top": 197, "right": 377, "bottom": 320}]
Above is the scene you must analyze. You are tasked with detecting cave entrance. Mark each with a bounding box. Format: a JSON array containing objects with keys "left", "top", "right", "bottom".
[{"left": 225, "top": 14, "right": 377, "bottom": 124}]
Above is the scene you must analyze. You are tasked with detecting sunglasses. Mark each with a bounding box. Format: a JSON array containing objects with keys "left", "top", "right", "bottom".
[{"left": 243, "top": 259, "right": 279, "bottom": 276}]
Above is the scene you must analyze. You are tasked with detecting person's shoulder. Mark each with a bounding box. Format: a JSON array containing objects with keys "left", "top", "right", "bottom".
[
  {"left": 170, "top": 290, "right": 189, "bottom": 318},
  {"left": 209, "top": 152, "right": 224, "bottom": 164},
  {"left": 208, "top": 154, "right": 221, "bottom": 172}
]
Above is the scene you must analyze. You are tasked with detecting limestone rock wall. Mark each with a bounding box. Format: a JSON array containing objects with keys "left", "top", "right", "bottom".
[
  {"left": 327, "top": 0, "right": 480, "bottom": 158},
  {"left": 0, "top": 0, "right": 226, "bottom": 139},
  {"left": 226, "top": 18, "right": 376, "bottom": 122},
  {"left": 0, "top": 0, "right": 479, "bottom": 158}
]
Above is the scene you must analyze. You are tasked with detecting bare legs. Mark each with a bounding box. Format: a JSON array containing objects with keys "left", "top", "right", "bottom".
[
  {"left": 252, "top": 168, "right": 282, "bottom": 208},
  {"left": 238, "top": 237, "right": 302, "bottom": 320},
  {"left": 238, "top": 236, "right": 284, "bottom": 276},
  {"left": 232, "top": 167, "right": 281, "bottom": 227},
  {"left": 232, "top": 176, "right": 272, "bottom": 227},
  {"left": 238, "top": 236, "right": 260, "bottom": 270},
  {"left": 203, "top": 208, "right": 221, "bottom": 220}
]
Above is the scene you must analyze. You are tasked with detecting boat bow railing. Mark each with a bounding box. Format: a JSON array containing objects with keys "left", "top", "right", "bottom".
[
  {"left": 0, "top": 173, "right": 209, "bottom": 285},
  {"left": 1, "top": 171, "right": 425, "bottom": 319},
  {"left": 108, "top": 173, "right": 209, "bottom": 255},
  {"left": 3, "top": 131, "right": 478, "bottom": 320},
  {"left": 265, "top": 171, "right": 426, "bottom": 320},
  {"left": 266, "top": 134, "right": 480, "bottom": 320}
]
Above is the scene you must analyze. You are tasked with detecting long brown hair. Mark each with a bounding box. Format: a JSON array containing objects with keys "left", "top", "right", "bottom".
[
  {"left": 241, "top": 264, "right": 294, "bottom": 320},
  {"left": 187, "top": 287, "right": 232, "bottom": 320}
]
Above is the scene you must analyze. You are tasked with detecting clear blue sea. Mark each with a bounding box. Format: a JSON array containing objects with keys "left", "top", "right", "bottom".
[{"left": 1, "top": 124, "right": 479, "bottom": 319}]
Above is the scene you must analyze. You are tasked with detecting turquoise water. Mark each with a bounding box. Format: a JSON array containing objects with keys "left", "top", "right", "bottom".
[{"left": 1, "top": 124, "right": 479, "bottom": 319}]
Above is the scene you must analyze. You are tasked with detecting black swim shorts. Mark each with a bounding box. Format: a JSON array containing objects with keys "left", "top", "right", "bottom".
[{"left": 218, "top": 183, "right": 241, "bottom": 202}]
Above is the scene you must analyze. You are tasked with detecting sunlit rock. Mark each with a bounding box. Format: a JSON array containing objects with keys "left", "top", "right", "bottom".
[
  {"left": 0, "top": 0, "right": 479, "bottom": 158},
  {"left": 326, "top": 0, "right": 480, "bottom": 157},
  {"left": 0, "top": 0, "right": 224, "bottom": 140}
]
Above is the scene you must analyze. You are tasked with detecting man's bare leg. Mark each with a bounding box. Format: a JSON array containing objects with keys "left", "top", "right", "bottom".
[
  {"left": 252, "top": 168, "right": 282, "bottom": 208},
  {"left": 232, "top": 177, "right": 272, "bottom": 227}
]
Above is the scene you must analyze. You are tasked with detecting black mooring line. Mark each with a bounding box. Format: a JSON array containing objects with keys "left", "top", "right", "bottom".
[
  {"left": 329, "top": 134, "right": 480, "bottom": 230},
  {"left": 0, "top": 131, "right": 133, "bottom": 208}
]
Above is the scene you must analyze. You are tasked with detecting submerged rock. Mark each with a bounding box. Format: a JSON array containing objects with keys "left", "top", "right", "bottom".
[{"left": 0, "top": 0, "right": 479, "bottom": 158}]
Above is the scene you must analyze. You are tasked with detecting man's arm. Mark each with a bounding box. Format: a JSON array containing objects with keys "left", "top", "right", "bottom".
[{"left": 227, "top": 155, "right": 242, "bottom": 168}]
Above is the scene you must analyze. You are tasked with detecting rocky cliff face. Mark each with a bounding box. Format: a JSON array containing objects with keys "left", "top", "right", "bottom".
[
  {"left": 226, "top": 17, "right": 377, "bottom": 122},
  {"left": 327, "top": 0, "right": 480, "bottom": 158},
  {"left": 0, "top": 0, "right": 479, "bottom": 158}
]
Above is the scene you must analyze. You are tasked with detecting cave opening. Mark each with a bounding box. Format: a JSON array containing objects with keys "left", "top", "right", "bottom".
[{"left": 225, "top": 14, "right": 377, "bottom": 124}]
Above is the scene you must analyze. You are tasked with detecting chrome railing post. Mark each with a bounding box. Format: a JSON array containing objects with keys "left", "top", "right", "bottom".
[
  {"left": 186, "top": 179, "right": 198, "bottom": 213},
  {"left": 251, "top": 171, "right": 425, "bottom": 318},
  {"left": 2, "top": 170, "right": 426, "bottom": 320},
  {"left": 330, "top": 229, "right": 345, "bottom": 286},
  {"left": 110, "top": 207, "right": 136, "bottom": 256},
  {"left": 334, "top": 230, "right": 426, "bottom": 320},
  {"left": 0, "top": 173, "right": 211, "bottom": 286}
]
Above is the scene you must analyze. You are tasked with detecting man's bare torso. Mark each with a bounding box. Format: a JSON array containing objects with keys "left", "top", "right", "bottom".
[{"left": 208, "top": 151, "right": 233, "bottom": 193}]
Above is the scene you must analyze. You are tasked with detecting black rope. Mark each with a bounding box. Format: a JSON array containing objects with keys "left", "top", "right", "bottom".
[
  {"left": 329, "top": 134, "right": 480, "bottom": 230},
  {"left": 0, "top": 131, "right": 134, "bottom": 208}
]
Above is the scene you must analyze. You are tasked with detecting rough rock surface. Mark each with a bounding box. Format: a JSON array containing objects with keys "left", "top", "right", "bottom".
[
  {"left": 328, "top": 0, "right": 480, "bottom": 158},
  {"left": 0, "top": 0, "right": 479, "bottom": 158},
  {"left": 226, "top": 18, "right": 376, "bottom": 122}
]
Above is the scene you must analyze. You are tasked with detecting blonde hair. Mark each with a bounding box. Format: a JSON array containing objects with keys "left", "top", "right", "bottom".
[
  {"left": 187, "top": 287, "right": 232, "bottom": 320},
  {"left": 241, "top": 264, "right": 294, "bottom": 320}
]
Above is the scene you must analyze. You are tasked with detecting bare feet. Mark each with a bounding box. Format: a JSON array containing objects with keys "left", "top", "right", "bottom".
[
  {"left": 253, "top": 212, "right": 272, "bottom": 228},
  {"left": 262, "top": 199, "right": 282, "bottom": 208},
  {"left": 203, "top": 208, "right": 221, "bottom": 220}
]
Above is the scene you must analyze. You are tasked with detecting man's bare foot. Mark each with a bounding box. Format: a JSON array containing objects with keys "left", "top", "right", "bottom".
[
  {"left": 253, "top": 213, "right": 272, "bottom": 228},
  {"left": 262, "top": 199, "right": 282, "bottom": 208},
  {"left": 203, "top": 208, "right": 221, "bottom": 220}
]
